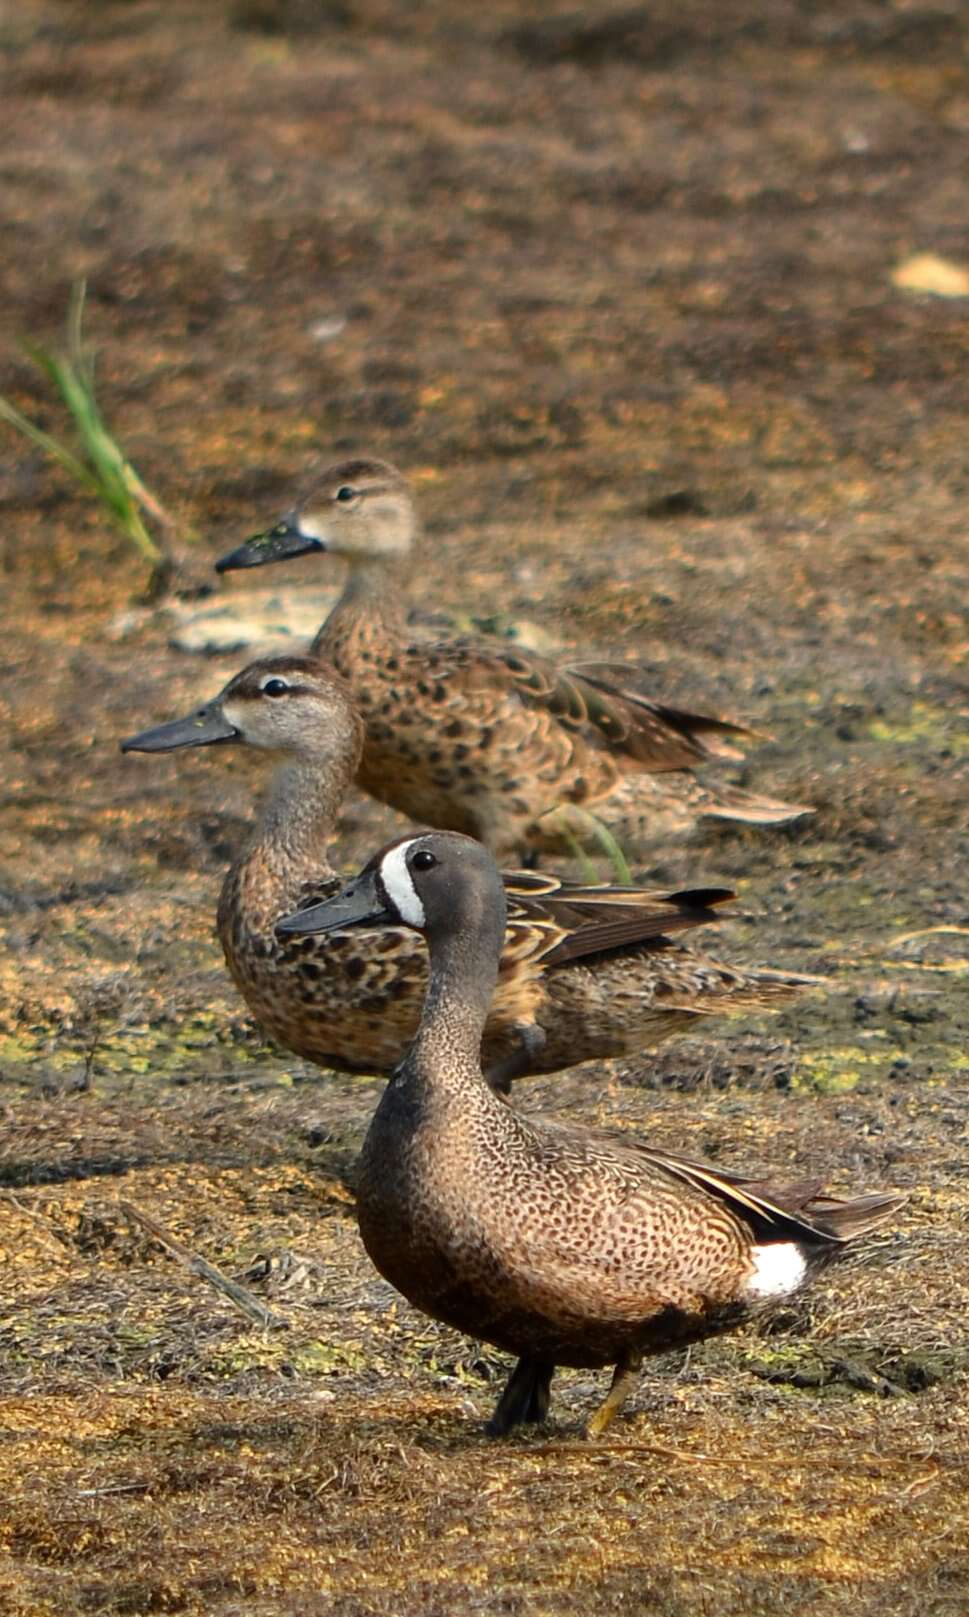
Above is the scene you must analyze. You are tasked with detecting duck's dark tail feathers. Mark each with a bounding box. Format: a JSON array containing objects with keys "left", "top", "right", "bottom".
[
  {"left": 792, "top": 1190, "right": 908, "bottom": 1243},
  {"left": 747, "top": 1176, "right": 907, "bottom": 1243},
  {"left": 567, "top": 662, "right": 757, "bottom": 762}
]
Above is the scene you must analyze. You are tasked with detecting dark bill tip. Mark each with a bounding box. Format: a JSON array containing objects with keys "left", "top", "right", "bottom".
[
  {"left": 214, "top": 521, "right": 324, "bottom": 574},
  {"left": 120, "top": 707, "right": 239, "bottom": 754}
]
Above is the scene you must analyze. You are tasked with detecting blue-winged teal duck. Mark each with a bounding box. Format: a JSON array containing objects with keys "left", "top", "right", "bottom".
[
  {"left": 214, "top": 458, "right": 810, "bottom": 863},
  {"left": 122, "top": 657, "right": 813, "bottom": 1089},
  {"left": 278, "top": 830, "right": 902, "bottom": 1437}
]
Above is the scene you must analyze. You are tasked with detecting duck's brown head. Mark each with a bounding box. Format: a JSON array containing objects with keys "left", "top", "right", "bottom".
[
  {"left": 120, "top": 656, "right": 364, "bottom": 765},
  {"left": 215, "top": 458, "right": 415, "bottom": 574}
]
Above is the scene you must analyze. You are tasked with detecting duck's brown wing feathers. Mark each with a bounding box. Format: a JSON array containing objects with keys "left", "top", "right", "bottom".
[
  {"left": 440, "top": 640, "right": 753, "bottom": 771},
  {"left": 503, "top": 875, "right": 735, "bottom": 967},
  {"left": 569, "top": 660, "right": 757, "bottom": 761},
  {"left": 612, "top": 1143, "right": 905, "bottom": 1247}
]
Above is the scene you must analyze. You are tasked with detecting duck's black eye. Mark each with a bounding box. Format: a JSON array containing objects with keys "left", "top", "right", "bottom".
[
  {"left": 411, "top": 849, "right": 437, "bottom": 872},
  {"left": 335, "top": 485, "right": 357, "bottom": 503},
  {"left": 262, "top": 678, "right": 290, "bottom": 698}
]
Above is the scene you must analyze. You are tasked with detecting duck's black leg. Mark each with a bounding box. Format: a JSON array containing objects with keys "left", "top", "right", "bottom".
[
  {"left": 585, "top": 1349, "right": 643, "bottom": 1439},
  {"left": 486, "top": 1356, "right": 555, "bottom": 1435},
  {"left": 521, "top": 1358, "right": 553, "bottom": 1424}
]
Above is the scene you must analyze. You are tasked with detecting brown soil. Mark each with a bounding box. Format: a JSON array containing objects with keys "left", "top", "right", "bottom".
[{"left": 1, "top": 3, "right": 967, "bottom": 1614}]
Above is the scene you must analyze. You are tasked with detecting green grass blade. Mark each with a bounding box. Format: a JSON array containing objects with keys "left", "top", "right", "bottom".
[
  {"left": 580, "top": 813, "right": 633, "bottom": 884},
  {"left": 549, "top": 806, "right": 634, "bottom": 883},
  {"left": 1, "top": 282, "right": 181, "bottom": 579},
  {"left": 67, "top": 280, "right": 95, "bottom": 388},
  {"left": 26, "top": 333, "right": 163, "bottom": 562},
  {"left": 548, "top": 811, "right": 600, "bottom": 882},
  {"left": 0, "top": 393, "right": 102, "bottom": 494}
]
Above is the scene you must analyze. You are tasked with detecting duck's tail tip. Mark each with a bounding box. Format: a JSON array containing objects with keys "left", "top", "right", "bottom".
[{"left": 701, "top": 784, "right": 814, "bottom": 826}]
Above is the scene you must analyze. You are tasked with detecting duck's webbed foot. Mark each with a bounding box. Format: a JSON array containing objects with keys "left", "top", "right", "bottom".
[
  {"left": 585, "top": 1350, "right": 643, "bottom": 1440},
  {"left": 486, "top": 1355, "right": 555, "bottom": 1436},
  {"left": 483, "top": 1021, "right": 548, "bottom": 1095}
]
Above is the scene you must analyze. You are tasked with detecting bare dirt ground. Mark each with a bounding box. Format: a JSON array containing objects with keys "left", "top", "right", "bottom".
[{"left": 1, "top": 2, "right": 967, "bottom": 1613}]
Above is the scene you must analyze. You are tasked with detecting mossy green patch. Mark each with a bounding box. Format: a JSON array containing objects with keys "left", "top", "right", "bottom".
[
  {"left": 868, "top": 702, "right": 969, "bottom": 755},
  {"left": 791, "top": 1047, "right": 878, "bottom": 1093},
  {"left": 204, "top": 1335, "right": 368, "bottom": 1379},
  {"left": 0, "top": 1015, "right": 293, "bottom": 1091}
]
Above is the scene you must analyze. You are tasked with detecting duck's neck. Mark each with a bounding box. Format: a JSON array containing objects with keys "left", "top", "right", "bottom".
[
  {"left": 230, "top": 751, "right": 351, "bottom": 922},
  {"left": 310, "top": 555, "right": 410, "bottom": 662},
  {"left": 259, "top": 754, "right": 348, "bottom": 863},
  {"left": 398, "top": 925, "right": 502, "bottom": 1107}
]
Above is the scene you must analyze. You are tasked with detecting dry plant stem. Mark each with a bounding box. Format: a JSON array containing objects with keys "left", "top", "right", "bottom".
[
  {"left": 525, "top": 1440, "right": 956, "bottom": 1482},
  {"left": 120, "top": 1200, "right": 288, "bottom": 1331},
  {"left": 75, "top": 1482, "right": 151, "bottom": 1499}
]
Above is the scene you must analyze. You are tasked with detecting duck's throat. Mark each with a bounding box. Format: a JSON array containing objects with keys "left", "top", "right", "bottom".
[
  {"left": 403, "top": 929, "right": 501, "bottom": 1100},
  {"left": 310, "top": 556, "right": 409, "bottom": 662},
  {"left": 234, "top": 755, "right": 348, "bottom": 917}
]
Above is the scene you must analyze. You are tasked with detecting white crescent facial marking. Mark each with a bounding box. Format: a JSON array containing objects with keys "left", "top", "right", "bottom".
[
  {"left": 379, "top": 841, "right": 426, "bottom": 928},
  {"left": 746, "top": 1242, "right": 807, "bottom": 1300}
]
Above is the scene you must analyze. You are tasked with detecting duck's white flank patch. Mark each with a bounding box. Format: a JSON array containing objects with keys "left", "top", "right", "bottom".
[
  {"left": 379, "top": 841, "right": 426, "bottom": 928},
  {"left": 746, "top": 1242, "right": 807, "bottom": 1300}
]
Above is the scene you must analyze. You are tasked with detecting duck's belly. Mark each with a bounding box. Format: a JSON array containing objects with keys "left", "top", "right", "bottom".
[
  {"left": 219, "top": 894, "right": 426, "bottom": 1073},
  {"left": 226, "top": 946, "right": 421, "bottom": 1074},
  {"left": 358, "top": 1241, "right": 742, "bottom": 1368},
  {"left": 531, "top": 771, "right": 712, "bottom": 858},
  {"left": 356, "top": 1125, "right": 752, "bottom": 1368}
]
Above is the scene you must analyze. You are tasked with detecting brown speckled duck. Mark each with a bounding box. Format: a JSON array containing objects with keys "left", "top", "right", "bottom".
[
  {"left": 214, "top": 458, "right": 810, "bottom": 863},
  {"left": 277, "top": 831, "right": 903, "bottom": 1438},
  {"left": 121, "top": 657, "right": 813, "bottom": 1089}
]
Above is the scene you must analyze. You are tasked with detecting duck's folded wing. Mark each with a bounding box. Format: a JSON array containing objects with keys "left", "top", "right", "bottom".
[
  {"left": 502, "top": 877, "right": 735, "bottom": 966},
  {"left": 567, "top": 660, "right": 757, "bottom": 760},
  {"left": 424, "top": 639, "right": 753, "bottom": 770},
  {"left": 615, "top": 1142, "right": 904, "bottom": 1245}
]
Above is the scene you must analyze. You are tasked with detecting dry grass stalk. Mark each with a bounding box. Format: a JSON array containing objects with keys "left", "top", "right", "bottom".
[{"left": 120, "top": 1200, "right": 289, "bottom": 1333}]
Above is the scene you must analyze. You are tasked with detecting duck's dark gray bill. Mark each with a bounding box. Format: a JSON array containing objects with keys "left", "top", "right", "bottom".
[
  {"left": 120, "top": 704, "right": 238, "bottom": 753},
  {"left": 215, "top": 520, "right": 323, "bottom": 574},
  {"left": 277, "top": 873, "right": 390, "bottom": 937}
]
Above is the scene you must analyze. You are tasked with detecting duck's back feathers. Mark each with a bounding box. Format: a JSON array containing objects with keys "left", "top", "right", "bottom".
[{"left": 426, "top": 640, "right": 750, "bottom": 771}]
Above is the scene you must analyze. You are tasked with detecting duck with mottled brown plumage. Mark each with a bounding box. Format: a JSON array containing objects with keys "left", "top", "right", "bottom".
[
  {"left": 121, "top": 657, "right": 814, "bottom": 1090},
  {"left": 214, "top": 458, "right": 810, "bottom": 864},
  {"left": 277, "top": 830, "right": 903, "bottom": 1438}
]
